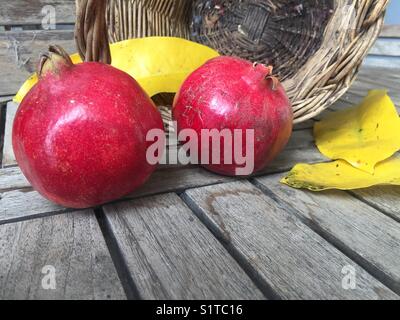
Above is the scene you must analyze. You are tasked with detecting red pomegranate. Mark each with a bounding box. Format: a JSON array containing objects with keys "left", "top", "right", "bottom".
[
  {"left": 13, "top": 46, "right": 164, "bottom": 208},
  {"left": 173, "top": 56, "right": 293, "bottom": 176}
]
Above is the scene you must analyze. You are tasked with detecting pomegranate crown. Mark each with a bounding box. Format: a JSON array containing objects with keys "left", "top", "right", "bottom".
[{"left": 253, "top": 62, "right": 280, "bottom": 91}]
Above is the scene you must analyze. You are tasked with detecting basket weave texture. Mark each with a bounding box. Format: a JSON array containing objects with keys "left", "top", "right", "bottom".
[{"left": 102, "top": 0, "right": 388, "bottom": 123}]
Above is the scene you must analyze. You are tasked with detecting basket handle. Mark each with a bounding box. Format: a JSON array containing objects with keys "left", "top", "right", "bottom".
[{"left": 74, "top": 0, "right": 111, "bottom": 64}]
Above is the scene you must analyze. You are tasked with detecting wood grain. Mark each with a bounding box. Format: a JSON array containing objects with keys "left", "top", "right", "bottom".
[
  {"left": 2, "top": 102, "right": 17, "bottom": 167},
  {"left": 128, "top": 166, "right": 232, "bottom": 199},
  {"left": 103, "top": 193, "right": 265, "bottom": 300},
  {"left": 183, "top": 181, "right": 397, "bottom": 300},
  {"left": 0, "top": 210, "right": 126, "bottom": 300},
  {"left": 0, "top": 0, "right": 76, "bottom": 26},
  {"left": 380, "top": 25, "right": 400, "bottom": 38},
  {"left": 350, "top": 187, "right": 400, "bottom": 223},
  {"left": 314, "top": 69, "right": 400, "bottom": 120},
  {"left": 255, "top": 174, "right": 400, "bottom": 294},
  {"left": 0, "top": 30, "right": 75, "bottom": 95}
]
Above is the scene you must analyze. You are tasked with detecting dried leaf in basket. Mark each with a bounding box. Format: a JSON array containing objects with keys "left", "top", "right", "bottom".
[
  {"left": 281, "top": 156, "right": 400, "bottom": 191},
  {"left": 14, "top": 37, "right": 219, "bottom": 103},
  {"left": 314, "top": 90, "right": 400, "bottom": 174}
]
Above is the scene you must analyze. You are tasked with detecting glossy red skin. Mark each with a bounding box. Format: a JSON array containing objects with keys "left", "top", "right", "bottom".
[
  {"left": 13, "top": 62, "right": 164, "bottom": 208},
  {"left": 173, "top": 56, "right": 293, "bottom": 176}
]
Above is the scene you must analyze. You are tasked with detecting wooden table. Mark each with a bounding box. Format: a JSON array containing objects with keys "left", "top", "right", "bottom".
[{"left": 0, "top": 66, "right": 399, "bottom": 300}]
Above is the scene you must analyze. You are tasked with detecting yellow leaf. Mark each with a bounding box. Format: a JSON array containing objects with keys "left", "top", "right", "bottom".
[
  {"left": 14, "top": 37, "right": 219, "bottom": 103},
  {"left": 281, "top": 156, "right": 400, "bottom": 191},
  {"left": 314, "top": 90, "right": 400, "bottom": 174}
]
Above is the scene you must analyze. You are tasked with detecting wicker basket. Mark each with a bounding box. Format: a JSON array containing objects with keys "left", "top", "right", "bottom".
[{"left": 76, "top": 0, "right": 389, "bottom": 123}]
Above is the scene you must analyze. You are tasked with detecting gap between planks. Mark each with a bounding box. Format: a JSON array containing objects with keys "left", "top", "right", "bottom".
[
  {"left": 252, "top": 175, "right": 400, "bottom": 295},
  {"left": 94, "top": 208, "right": 142, "bottom": 300},
  {"left": 101, "top": 193, "right": 265, "bottom": 300}
]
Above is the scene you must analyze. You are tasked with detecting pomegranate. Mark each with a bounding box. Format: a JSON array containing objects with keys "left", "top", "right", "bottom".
[
  {"left": 173, "top": 56, "right": 293, "bottom": 176},
  {"left": 13, "top": 46, "right": 164, "bottom": 208}
]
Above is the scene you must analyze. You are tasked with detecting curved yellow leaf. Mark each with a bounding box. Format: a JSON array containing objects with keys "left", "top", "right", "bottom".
[
  {"left": 281, "top": 157, "right": 400, "bottom": 191},
  {"left": 14, "top": 37, "right": 219, "bottom": 103},
  {"left": 314, "top": 90, "right": 400, "bottom": 174}
]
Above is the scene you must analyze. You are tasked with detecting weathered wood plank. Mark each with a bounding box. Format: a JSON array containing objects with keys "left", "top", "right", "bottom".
[
  {"left": 350, "top": 187, "right": 400, "bottom": 223},
  {"left": 0, "top": 165, "right": 224, "bottom": 194},
  {"left": 0, "top": 210, "right": 126, "bottom": 300},
  {"left": 340, "top": 66, "right": 400, "bottom": 107},
  {"left": 357, "top": 65, "right": 400, "bottom": 84},
  {"left": 314, "top": 96, "right": 378, "bottom": 122},
  {"left": 4, "top": 100, "right": 316, "bottom": 163},
  {"left": 0, "top": 30, "right": 75, "bottom": 96},
  {"left": 293, "top": 119, "right": 314, "bottom": 130},
  {"left": 370, "top": 38, "right": 400, "bottom": 57},
  {"left": 183, "top": 181, "right": 397, "bottom": 299},
  {"left": 255, "top": 174, "right": 400, "bottom": 294},
  {"left": 0, "top": 165, "right": 234, "bottom": 224},
  {"left": 319, "top": 92, "right": 399, "bottom": 119},
  {"left": 363, "top": 56, "right": 400, "bottom": 71},
  {"left": 130, "top": 166, "right": 232, "bottom": 198},
  {"left": 381, "top": 25, "right": 400, "bottom": 38},
  {"left": 314, "top": 99, "right": 353, "bottom": 121},
  {"left": 257, "top": 146, "right": 326, "bottom": 175},
  {"left": 2, "top": 102, "right": 17, "bottom": 167},
  {"left": 103, "top": 193, "right": 265, "bottom": 300},
  {"left": 0, "top": 0, "right": 75, "bottom": 26},
  {"left": 285, "top": 129, "right": 314, "bottom": 150}
]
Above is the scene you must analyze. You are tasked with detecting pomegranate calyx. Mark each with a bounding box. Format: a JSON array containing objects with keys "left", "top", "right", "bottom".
[
  {"left": 253, "top": 63, "right": 274, "bottom": 76},
  {"left": 38, "top": 45, "right": 73, "bottom": 79}
]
